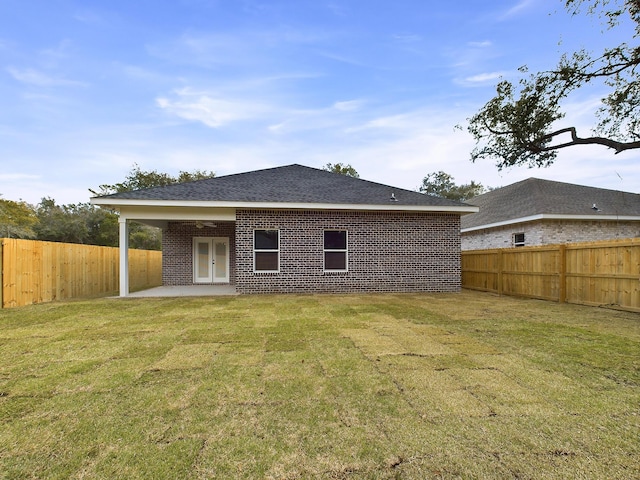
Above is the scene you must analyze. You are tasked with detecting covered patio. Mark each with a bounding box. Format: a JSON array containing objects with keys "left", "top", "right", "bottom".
[{"left": 113, "top": 206, "right": 236, "bottom": 297}]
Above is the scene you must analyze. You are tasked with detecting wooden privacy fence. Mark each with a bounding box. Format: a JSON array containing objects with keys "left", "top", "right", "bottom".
[
  {"left": 462, "top": 238, "right": 640, "bottom": 313},
  {"left": 0, "top": 238, "right": 162, "bottom": 308}
]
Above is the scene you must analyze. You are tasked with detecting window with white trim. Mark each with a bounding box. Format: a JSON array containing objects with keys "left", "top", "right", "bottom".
[
  {"left": 324, "top": 230, "right": 348, "bottom": 271},
  {"left": 513, "top": 232, "right": 525, "bottom": 247},
  {"left": 254, "top": 229, "right": 279, "bottom": 272}
]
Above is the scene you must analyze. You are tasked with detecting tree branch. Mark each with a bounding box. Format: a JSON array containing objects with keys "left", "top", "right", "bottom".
[{"left": 532, "top": 127, "right": 640, "bottom": 153}]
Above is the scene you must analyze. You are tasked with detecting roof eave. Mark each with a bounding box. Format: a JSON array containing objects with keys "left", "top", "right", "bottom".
[
  {"left": 461, "top": 213, "right": 640, "bottom": 233},
  {"left": 91, "top": 197, "right": 478, "bottom": 214}
]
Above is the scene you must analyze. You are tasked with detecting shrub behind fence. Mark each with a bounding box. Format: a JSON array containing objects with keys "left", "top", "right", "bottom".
[
  {"left": 462, "top": 238, "right": 640, "bottom": 313},
  {"left": 1, "top": 238, "right": 162, "bottom": 308}
]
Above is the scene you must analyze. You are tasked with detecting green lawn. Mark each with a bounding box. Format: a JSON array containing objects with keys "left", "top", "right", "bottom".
[{"left": 1, "top": 291, "right": 638, "bottom": 479}]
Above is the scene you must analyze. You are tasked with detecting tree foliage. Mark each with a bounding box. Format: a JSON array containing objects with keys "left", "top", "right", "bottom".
[
  {"left": 0, "top": 197, "right": 38, "bottom": 239},
  {"left": 34, "top": 198, "right": 119, "bottom": 246},
  {"left": 90, "top": 163, "right": 215, "bottom": 196},
  {"left": 323, "top": 162, "right": 360, "bottom": 178},
  {"left": 419, "top": 171, "right": 486, "bottom": 201},
  {"left": 32, "top": 198, "right": 160, "bottom": 249},
  {"left": 467, "top": 0, "right": 640, "bottom": 169}
]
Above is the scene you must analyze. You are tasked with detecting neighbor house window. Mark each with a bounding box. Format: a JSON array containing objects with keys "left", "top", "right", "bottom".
[
  {"left": 513, "top": 233, "right": 525, "bottom": 247},
  {"left": 254, "top": 229, "right": 279, "bottom": 272},
  {"left": 324, "top": 230, "right": 348, "bottom": 271}
]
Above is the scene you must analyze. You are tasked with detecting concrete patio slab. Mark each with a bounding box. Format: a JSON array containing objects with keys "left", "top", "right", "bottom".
[{"left": 126, "top": 285, "right": 238, "bottom": 297}]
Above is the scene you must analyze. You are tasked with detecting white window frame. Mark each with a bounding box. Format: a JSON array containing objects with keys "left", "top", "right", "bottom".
[
  {"left": 253, "top": 229, "right": 280, "bottom": 273},
  {"left": 513, "top": 232, "right": 525, "bottom": 247},
  {"left": 323, "top": 230, "right": 348, "bottom": 272}
]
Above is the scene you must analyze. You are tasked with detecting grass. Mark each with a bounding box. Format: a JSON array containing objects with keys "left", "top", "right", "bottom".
[{"left": 0, "top": 291, "right": 638, "bottom": 479}]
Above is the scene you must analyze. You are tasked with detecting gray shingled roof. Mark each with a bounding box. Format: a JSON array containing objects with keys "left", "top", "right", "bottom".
[
  {"left": 94, "top": 164, "right": 467, "bottom": 208},
  {"left": 462, "top": 177, "right": 640, "bottom": 230}
]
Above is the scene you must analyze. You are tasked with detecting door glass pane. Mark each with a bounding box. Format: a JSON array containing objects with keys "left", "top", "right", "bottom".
[
  {"left": 215, "top": 241, "right": 227, "bottom": 278},
  {"left": 197, "top": 242, "right": 209, "bottom": 278}
]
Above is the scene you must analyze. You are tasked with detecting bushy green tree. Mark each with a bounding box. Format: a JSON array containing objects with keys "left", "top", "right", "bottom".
[
  {"left": 467, "top": 0, "right": 640, "bottom": 169},
  {"left": 34, "top": 197, "right": 162, "bottom": 249},
  {"left": 34, "top": 198, "right": 117, "bottom": 245},
  {"left": 0, "top": 196, "right": 38, "bottom": 239},
  {"left": 323, "top": 163, "right": 360, "bottom": 178},
  {"left": 91, "top": 163, "right": 215, "bottom": 196},
  {"left": 419, "top": 172, "right": 486, "bottom": 201}
]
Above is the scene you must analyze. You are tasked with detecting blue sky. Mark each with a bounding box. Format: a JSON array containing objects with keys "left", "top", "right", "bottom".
[{"left": 1, "top": 0, "right": 639, "bottom": 205}]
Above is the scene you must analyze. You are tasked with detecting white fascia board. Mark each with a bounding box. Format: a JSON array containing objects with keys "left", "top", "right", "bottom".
[
  {"left": 461, "top": 213, "right": 640, "bottom": 233},
  {"left": 91, "top": 198, "right": 479, "bottom": 214}
]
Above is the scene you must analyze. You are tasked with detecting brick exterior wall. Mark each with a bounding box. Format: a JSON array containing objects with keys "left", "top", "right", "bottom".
[
  {"left": 235, "top": 209, "right": 461, "bottom": 294},
  {"left": 162, "top": 221, "right": 236, "bottom": 285},
  {"left": 462, "top": 219, "right": 640, "bottom": 250}
]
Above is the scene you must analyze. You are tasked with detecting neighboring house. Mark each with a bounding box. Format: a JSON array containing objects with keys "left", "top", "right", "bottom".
[
  {"left": 461, "top": 178, "right": 640, "bottom": 250},
  {"left": 91, "top": 164, "right": 478, "bottom": 295}
]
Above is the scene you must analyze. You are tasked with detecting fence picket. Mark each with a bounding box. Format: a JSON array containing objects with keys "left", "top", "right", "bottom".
[
  {"left": 0, "top": 239, "right": 162, "bottom": 308},
  {"left": 462, "top": 238, "right": 640, "bottom": 313}
]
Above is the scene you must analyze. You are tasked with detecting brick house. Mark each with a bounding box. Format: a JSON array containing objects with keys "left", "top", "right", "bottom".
[
  {"left": 91, "top": 164, "right": 477, "bottom": 295},
  {"left": 461, "top": 178, "right": 640, "bottom": 250}
]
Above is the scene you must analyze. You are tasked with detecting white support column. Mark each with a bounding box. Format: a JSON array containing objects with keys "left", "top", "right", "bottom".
[{"left": 119, "top": 217, "right": 129, "bottom": 297}]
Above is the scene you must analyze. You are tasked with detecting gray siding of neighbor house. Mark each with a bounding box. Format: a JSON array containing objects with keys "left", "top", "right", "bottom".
[
  {"left": 461, "top": 219, "right": 640, "bottom": 250},
  {"left": 162, "top": 221, "right": 237, "bottom": 286},
  {"left": 235, "top": 209, "right": 461, "bottom": 294}
]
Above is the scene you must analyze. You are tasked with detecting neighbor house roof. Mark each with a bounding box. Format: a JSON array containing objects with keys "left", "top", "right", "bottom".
[
  {"left": 461, "top": 177, "right": 640, "bottom": 232},
  {"left": 92, "top": 164, "right": 477, "bottom": 213}
]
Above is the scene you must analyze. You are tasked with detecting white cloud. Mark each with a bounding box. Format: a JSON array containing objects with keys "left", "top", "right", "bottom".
[
  {"left": 468, "top": 40, "right": 493, "bottom": 48},
  {"left": 263, "top": 99, "right": 365, "bottom": 134},
  {"left": 73, "top": 10, "right": 105, "bottom": 24},
  {"left": 392, "top": 33, "right": 422, "bottom": 43},
  {"left": 316, "top": 50, "right": 370, "bottom": 68},
  {"left": 156, "top": 88, "right": 271, "bottom": 127},
  {"left": 148, "top": 28, "right": 335, "bottom": 69},
  {"left": 39, "top": 40, "right": 74, "bottom": 68},
  {"left": 499, "top": 0, "right": 536, "bottom": 20},
  {"left": 459, "top": 71, "right": 506, "bottom": 85},
  {"left": 346, "top": 111, "right": 419, "bottom": 133},
  {"left": 6, "top": 66, "right": 86, "bottom": 87},
  {"left": 0, "top": 173, "right": 40, "bottom": 182},
  {"left": 332, "top": 100, "right": 363, "bottom": 112}
]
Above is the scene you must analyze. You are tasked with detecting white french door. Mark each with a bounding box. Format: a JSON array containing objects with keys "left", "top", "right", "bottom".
[{"left": 193, "top": 237, "right": 229, "bottom": 283}]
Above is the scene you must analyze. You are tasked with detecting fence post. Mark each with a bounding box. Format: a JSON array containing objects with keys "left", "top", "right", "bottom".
[
  {"left": 497, "top": 249, "right": 503, "bottom": 296},
  {"left": 559, "top": 244, "right": 566, "bottom": 303}
]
